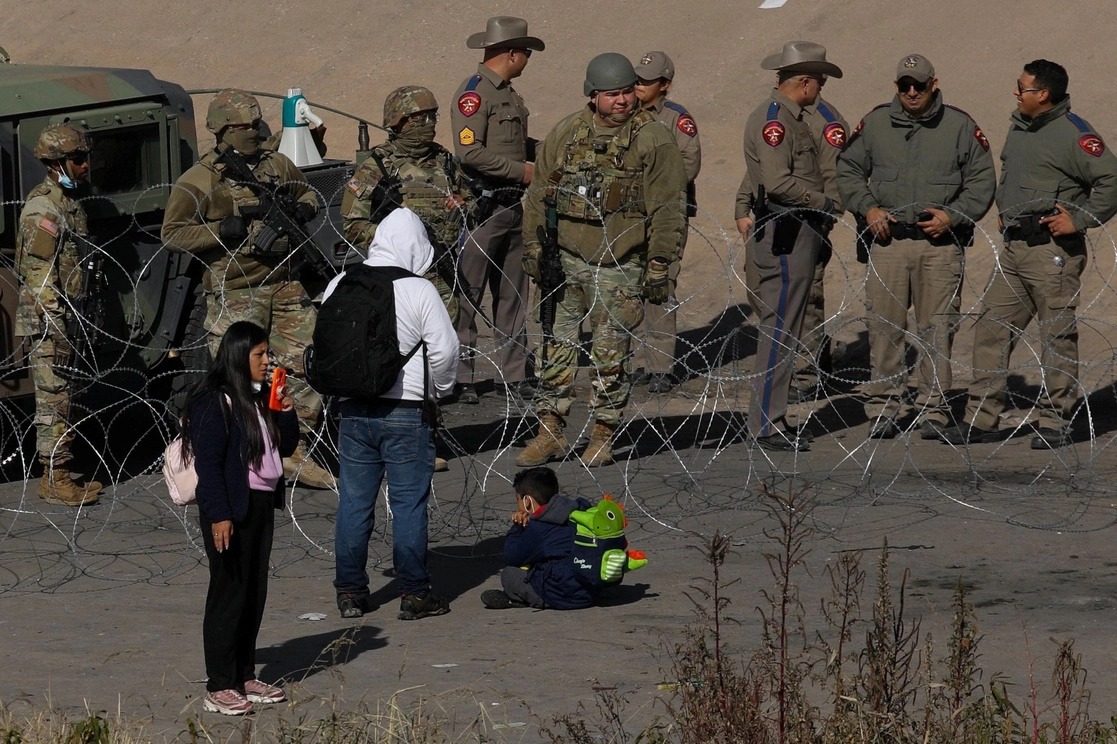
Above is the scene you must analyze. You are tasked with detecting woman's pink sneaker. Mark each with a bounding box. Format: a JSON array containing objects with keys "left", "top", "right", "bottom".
[
  {"left": 203, "top": 688, "right": 253, "bottom": 715},
  {"left": 244, "top": 679, "right": 286, "bottom": 704}
]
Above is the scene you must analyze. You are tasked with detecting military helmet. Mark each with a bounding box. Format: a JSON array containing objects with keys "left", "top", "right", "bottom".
[
  {"left": 383, "top": 85, "right": 439, "bottom": 129},
  {"left": 205, "top": 89, "right": 262, "bottom": 134},
  {"left": 584, "top": 53, "right": 638, "bottom": 96},
  {"left": 33, "top": 124, "right": 90, "bottom": 161}
]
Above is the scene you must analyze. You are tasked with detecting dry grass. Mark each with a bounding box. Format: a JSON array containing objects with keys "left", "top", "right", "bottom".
[{"left": 7, "top": 485, "right": 1117, "bottom": 743}]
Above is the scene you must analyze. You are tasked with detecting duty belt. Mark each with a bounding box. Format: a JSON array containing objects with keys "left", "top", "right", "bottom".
[
  {"left": 889, "top": 222, "right": 973, "bottom": 247},
  {"left": 492, "top": 183, "right": 526, "bottom": 207},
  {"left": 889, "top": 222, "right": 927, "bottom": 241},
  {"left": 1003, "top": 212, "right": 1061, "bottom": 247}
]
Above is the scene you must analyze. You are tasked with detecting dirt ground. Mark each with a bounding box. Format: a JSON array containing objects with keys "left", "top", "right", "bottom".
[
  {"left": 2, "top": 383, "right": 1116, "bottom": 740},
  {"left": 3, "top": 0, "right": 1117, "bottom": 740}
]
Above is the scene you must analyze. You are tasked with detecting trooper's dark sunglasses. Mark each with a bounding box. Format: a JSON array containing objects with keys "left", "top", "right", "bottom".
[
  {"left": 67, "top": 152, "right": 89, "bottom": 164},
  {"left": 896, "top": 79, "right": 930, "bottom": 94}
]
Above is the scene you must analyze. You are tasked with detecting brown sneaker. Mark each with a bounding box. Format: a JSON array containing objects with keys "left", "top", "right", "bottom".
[
  {"left": 515, "top": 413, "right": 571, "bottom": 467},
  {"left": 580, "top": 421, "right": 617, "bottom": 468},
  {"left": 38, "top": 468, "right": 99, "bottom": 507},
  {"left": 283, "top": 442, "right": 336, "bottom": 490}
]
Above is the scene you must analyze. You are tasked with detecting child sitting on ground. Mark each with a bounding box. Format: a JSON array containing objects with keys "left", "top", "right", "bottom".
[{"left": 481, "top": 467, "right": 595, "bottom": 610}]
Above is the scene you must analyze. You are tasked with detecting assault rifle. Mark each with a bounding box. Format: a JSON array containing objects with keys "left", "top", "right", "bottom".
[
  {"left": 60, "top": 236, "right": 106, "bottom": 381},
  {"left": 215, "top": 148, "right": 333, "bottom": 278},
  {"left": 534, "top": 196, "right": 565, "bottom": 367}
]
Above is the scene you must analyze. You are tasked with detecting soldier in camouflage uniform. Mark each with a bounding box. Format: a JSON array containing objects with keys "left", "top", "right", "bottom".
[
  {"left": 341, "top": 86, "right": 472, "bottom": 325},
  {"left": 15, "top": 125, "right": 103, "bottom": 506},
  {"left": 517, "top": 53, "right": 687, "bottom": 468},
  {"left": 162, "top": 89, "right": 334, "bottom": 489}
]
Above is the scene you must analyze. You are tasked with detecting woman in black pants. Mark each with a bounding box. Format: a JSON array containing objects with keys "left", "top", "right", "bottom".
[{"left": 180, "top": 321, "right": 299, "bottom": 715}]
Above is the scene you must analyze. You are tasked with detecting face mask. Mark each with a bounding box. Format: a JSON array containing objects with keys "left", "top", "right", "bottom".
[
  {"left": 251, "top": 381, "right": 263, "bottom": 393},
  {"left": 392, "top": 121, "right": 437, "bottom": 155},
  {"left": 222, "top": 126, "right": 261, "bottom": 156},
  {"left": 56, "top": 167, "right": 77, "bottom": 190}
]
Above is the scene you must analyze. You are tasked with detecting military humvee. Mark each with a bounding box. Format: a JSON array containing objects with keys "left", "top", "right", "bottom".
[{"left": 0, "top": 62, "right": 359, "bottom": 476}]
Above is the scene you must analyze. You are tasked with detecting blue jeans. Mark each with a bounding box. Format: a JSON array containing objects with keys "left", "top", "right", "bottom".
[{"left": 334, "top": 401, "right": 435, "bottom": 597}]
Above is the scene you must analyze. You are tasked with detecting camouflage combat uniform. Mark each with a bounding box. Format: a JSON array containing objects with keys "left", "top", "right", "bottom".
[
  {"left": 522, "top": 106, "right": 687, "bottom": 427},
  {"left": 15, "top": 178, "right": 88, "bottom": 469},
  {"left": 161, "top": 147, "right": 321, "bottom": 430},
  {"left": 340, "top": 141, "right": 471, "bottom": 325}
]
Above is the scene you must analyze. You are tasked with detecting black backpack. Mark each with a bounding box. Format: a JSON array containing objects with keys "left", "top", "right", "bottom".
[{"left": 304, "top": 264, "right": 422, "bottom": 399}]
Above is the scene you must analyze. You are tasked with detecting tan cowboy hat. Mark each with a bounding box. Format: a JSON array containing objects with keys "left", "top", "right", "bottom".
[
  {"left": 761, "top": 41, "right": 843, "bottom": 78},
  {"left": 466, "top": 16, "right": 545, "bottom": 51}
]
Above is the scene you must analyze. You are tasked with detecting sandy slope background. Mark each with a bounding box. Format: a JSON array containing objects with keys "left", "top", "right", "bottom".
[
  {"left": 4, "top": 0, "right": 1117, "bottom": 738},
  {"left": 9, "top": 0, "right": 1116, "bottom": 382}
]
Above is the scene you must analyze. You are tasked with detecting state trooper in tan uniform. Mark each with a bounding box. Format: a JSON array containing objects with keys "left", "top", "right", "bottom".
[
  {"left": 632, "top": 51, "right": 701, "bottom": 393},
  {"left": 735, "top": 41, "right": 843, "bottom": 452},
  {"left": 838, "top": 54, "right": 996, "bottom": 440},
  {"left": 941, "top": 59, "right": 1117, "bottom": 449},
  {"left": 736, "top": 96, "right": 848, "bottom": 405},
  {"left": 15, "top": 125, "right": 103, "bottom": 506},
  {"left": 791, "top": 93, "right": 849, "bottom": 401},
  {"left": 451, "top": 16, "right": 543, "bottom": 404},
  {"left": 162, "top": 89, "right": 334, "bottom": 489}
]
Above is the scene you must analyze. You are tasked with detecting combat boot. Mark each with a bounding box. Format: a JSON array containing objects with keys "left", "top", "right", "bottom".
[
  {"left": 515, "top": 413, "right": 572, "bottom": 467},
  {"left": 580, "top": 421, "right": 617, "bottom": 468},
  {"left": 283, "top": 442, "right": 336, "bottom": 490},
  {"left": 39, "top": 468, "right": 100, "bottom": 507}
]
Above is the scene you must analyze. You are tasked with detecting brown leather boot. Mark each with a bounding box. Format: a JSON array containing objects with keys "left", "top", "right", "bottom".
[
  {"left": 283, "top": 442, "right": 336, "bottom": 490},
  {"left": 39, "top": 468, "right": 100, "bottom": 507},
  {"left": 515, "top": 413, "right": 571, "bottom": 467},
  {"left": 580, "top": 421, "right": 617, "bottom": 468}
]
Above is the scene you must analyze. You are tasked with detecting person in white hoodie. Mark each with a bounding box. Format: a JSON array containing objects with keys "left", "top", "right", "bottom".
[{"left": 327, "top": 208, "right": 459, "bottom": 621}]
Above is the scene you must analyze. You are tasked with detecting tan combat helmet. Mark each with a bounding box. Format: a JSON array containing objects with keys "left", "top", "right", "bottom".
[
  {"left": 205, "top": 89, "right": 262, "bottom": 134},
  {"left": 33, "top": 124, "right": 90, "bottom": 161},
  {"left": 383, "top": 85, "right": 438, "bottom": 129}
]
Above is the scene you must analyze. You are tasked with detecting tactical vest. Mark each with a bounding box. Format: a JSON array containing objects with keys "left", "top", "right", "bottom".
[
  {"left": 375, "top": 146, "right": 464, "bottom": 248},
  {"left": 202, "top": 150, "right": 293, "bottom": 257},
  {"left": 551, "top": 111, "right": 655, "bottom": 222}
]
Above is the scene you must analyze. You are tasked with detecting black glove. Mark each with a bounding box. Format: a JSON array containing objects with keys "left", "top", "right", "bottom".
[
  {"left": 219, "top": 215, "right": 248, "bottom": 246},
  {"left": 296, "top": 201, "right": 317, "bottom": 223}
]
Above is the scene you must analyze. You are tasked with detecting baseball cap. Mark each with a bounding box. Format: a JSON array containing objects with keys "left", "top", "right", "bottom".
[
  {"left": 634, "top": 51, "right": 674, "bottom": 81},
  {"left": 896, "top": 54, "right": 935, "bottom": 83}
]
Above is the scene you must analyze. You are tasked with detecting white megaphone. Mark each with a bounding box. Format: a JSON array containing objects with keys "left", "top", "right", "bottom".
[{"left": 278, "top": 87, "right": 324, "bottom": 167}]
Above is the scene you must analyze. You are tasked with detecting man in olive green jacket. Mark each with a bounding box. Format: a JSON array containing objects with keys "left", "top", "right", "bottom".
[
  {"left": 941, "top": 59, "right": 1117, "bottom": 449},
  {"left": 837, "top": 54, "right": 995, "bottom": 440},
  {"left": 517, "top": 53, "right": 686, "bottom": 468}
]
